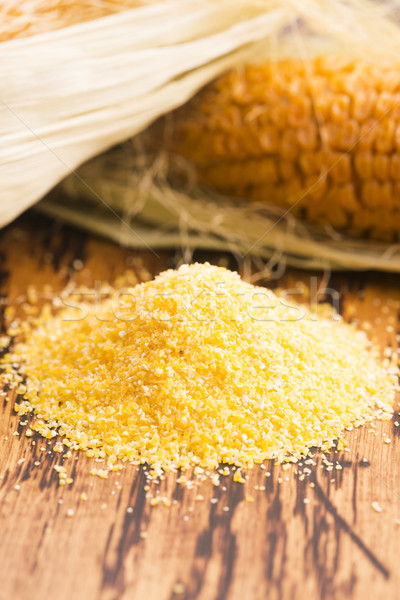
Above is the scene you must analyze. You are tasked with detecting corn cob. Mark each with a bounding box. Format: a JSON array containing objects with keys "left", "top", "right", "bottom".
[
  {"left": 0, "top": 0, "right": 142, "bottom": 42},
  {"left": 168, "top": 56, "right": 400, "bottom": 242}
]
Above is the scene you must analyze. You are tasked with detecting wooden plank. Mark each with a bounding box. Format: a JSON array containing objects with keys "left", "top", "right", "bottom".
[{"left": 0, "top": 215, "right": 399, "bottom": 600}]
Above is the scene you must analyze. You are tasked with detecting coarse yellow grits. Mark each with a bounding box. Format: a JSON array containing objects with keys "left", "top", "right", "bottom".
[{"left": 2, "top": 263, "right": 396, "bottom": 471}]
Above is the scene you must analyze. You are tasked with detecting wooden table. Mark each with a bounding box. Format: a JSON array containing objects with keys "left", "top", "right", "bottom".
[{"left": 1, "top": 214, "right": 399, "bottom": 600}]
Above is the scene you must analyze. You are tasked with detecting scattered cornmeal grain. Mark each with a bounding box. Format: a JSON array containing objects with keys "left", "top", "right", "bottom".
[
  {"left": 2, "top": 263, "right": 397, "bottom": 474},
  {"left": 371, "top": 501, "right": 383, "bottom": 513},
  {"left": 233, "top": 469, "right": 246, "bottom": 484},
  {"left": 172, "top": 582, "right": 186, "bottom": 596}
]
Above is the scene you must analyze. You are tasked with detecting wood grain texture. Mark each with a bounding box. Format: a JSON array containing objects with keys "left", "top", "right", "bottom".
[{"left": 0, "top": 214, "right": 399, "bottom": 600}]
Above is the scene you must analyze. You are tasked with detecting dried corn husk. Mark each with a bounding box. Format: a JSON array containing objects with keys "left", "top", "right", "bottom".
[
  {"left": 40, "top": 142, "right": 400, "bottom": 272},
  {"left": 0, "top": 0, "right": 292, "bottom": 228}
]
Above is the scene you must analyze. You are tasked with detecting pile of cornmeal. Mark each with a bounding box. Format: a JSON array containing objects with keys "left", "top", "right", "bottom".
[{"left": 3, "top": 263, "right": 396, "bottom": 471}]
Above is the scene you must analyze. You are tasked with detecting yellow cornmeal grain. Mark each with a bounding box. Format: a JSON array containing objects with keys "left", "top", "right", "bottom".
[{"left": 3, "top": 263, "right": 397, "bottom": 471}]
